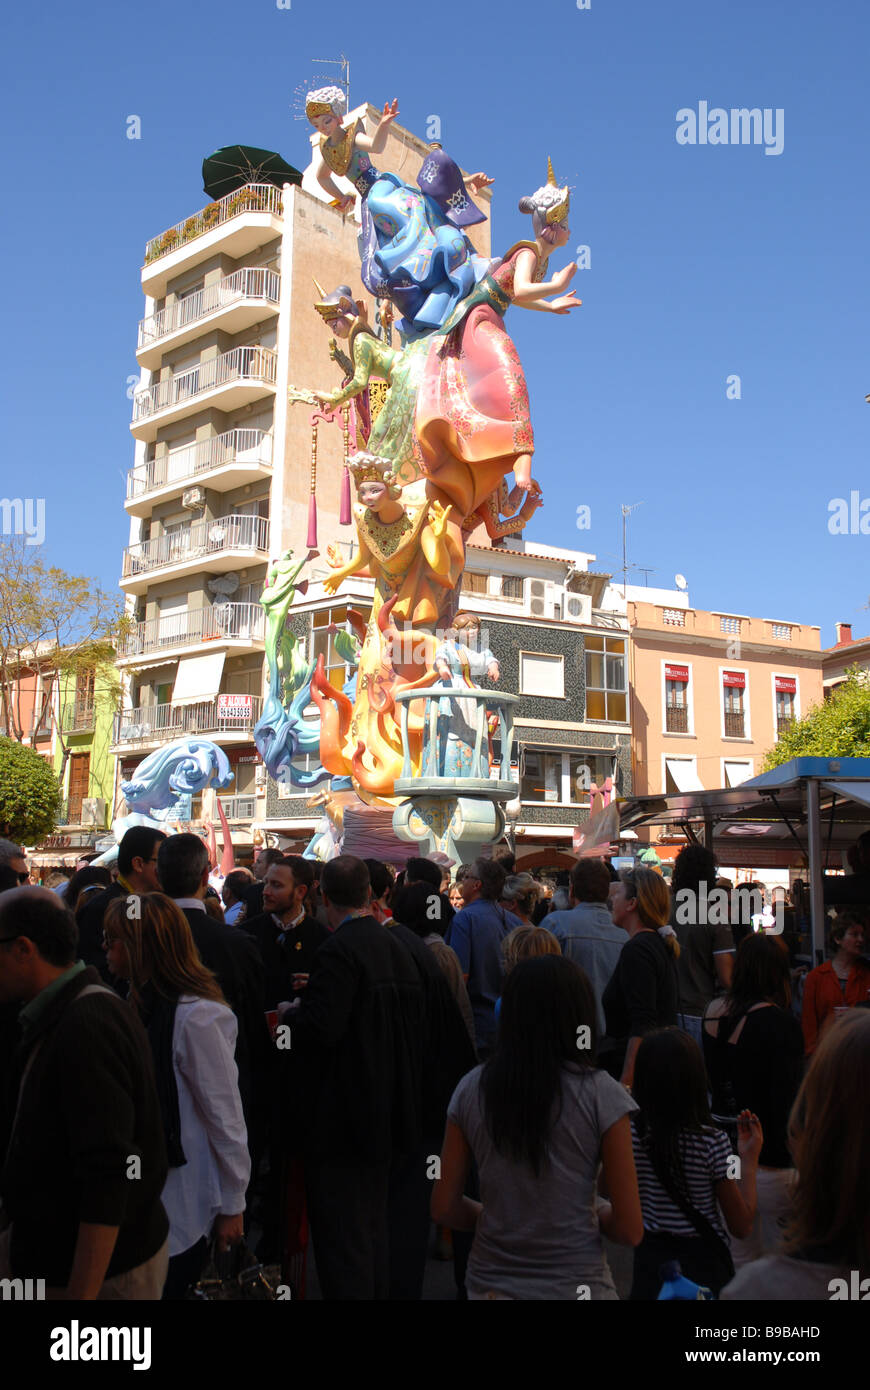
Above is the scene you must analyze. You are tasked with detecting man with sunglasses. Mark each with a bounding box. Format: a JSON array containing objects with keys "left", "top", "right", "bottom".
[{"left": 0, "top": 840, "right": 30, "bottom": 886}]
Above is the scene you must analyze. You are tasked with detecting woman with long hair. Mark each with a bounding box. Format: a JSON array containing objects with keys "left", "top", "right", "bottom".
[
  {"left": 630, "top": 1029, "right": 762, "bottom": 1299},
  {"left": 103, "top": 892, "right": 250, "bottom": 1300},
  {"left": 801, "top": 908, "right": 870, "bottom": 1056},
  {"left": 431, "top": 955, "right": 642, "bottom": 1299},
  {"left": 722, "top": 1010, "right": 870, "bottom": 1298},
  {"left": 703, "top": 933, "right": 803, "bottom": 1267},
  {"left": 602, "top": 867, "right": 680, "bottom": 1088}
]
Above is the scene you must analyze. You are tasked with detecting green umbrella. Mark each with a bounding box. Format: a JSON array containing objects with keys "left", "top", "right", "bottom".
[{"left": 202, "top": 145, "right": 303, "bottom": 200}]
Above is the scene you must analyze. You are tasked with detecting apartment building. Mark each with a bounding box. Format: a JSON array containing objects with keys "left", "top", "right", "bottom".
[
  {"left": 822, "top": 621, "right": 870, "bottom": 695},
  {"left": 628, "top": 601, "right": 824, "bottom": 803},
  {"left": 115, "top": 106, "right": 491, "bottom": 840}
]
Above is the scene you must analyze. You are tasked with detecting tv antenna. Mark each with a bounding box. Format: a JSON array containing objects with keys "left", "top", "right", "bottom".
[
  {"left": 621, "top": 502, "right": 643, "bottom": 593},
  {"left": 311, "top": 53, "right": 351, "bottom": 111}
]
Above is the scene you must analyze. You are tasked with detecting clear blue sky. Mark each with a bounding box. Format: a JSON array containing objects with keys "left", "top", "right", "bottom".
[{"left": 2, "top": 0, "right": 868, "bottom": 646}]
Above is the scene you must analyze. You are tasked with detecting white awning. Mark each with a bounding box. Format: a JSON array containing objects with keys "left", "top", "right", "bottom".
[
  {"left": 725, "top": 761, "right": 753, "bottom": 788},
  {"left": 172, "top": 651, "right": 226, "bottom": 706},
  {"left": 665, "top": 759, "right": 704, "bottom": 793},
  {"left": 821, "top": 780, "right": 870, "bottom": 812}
]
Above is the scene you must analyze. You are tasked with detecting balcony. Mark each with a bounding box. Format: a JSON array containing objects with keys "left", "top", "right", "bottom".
[
  {"left": 137, "top": 268, "right": 281, "bottom": 368},
  {"left": 218, "top": 794, "right": 257, "bottom": 821},
  {"left": 112, "top": 694, "right": 263, "bottom": 753},
  {"left": 724, "top": 710, "right": 745, "bottom": 737},
  {"left": 117, "top": 602, "right": 265, "bottom": 664},
  {"left": 142, "top": 184, "right": 284, "bottom": 297},
  {"left": 776, "top": 716, "right": 794, "bottom": 737},
  {"left": 61, "top": 702, "right": 95, "bottom": 733},
  {"left": 665, "top": 705, "right": 689, "bottom": 733},
  {"left": 125, "top": 428, "right": 272, "bottom": 517},
  {"left": 131, "top": 345, "right": 277, "bottom": 441},
  {"left": 120, "top": 514, "right": 269, "bottom": 595}
]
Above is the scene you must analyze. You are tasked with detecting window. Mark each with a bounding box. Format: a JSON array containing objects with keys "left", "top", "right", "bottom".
[
  {"left": 775, "top": 677, "right": 796, "bottom": 734},
  {"left": 664, "top": 663, "right": 689, "bottom": 733},
  {"left": 585, "top": 635, "right": 627, "bottom": 721},
  {"left": 720, "top": 616, "right": 741, "bottom": 635},
  {"left": 723, "top": 671, "right": 746, "bottom": 736},
  {"left": 460, "top": 571, "right": 487, "bottom": 594},
  {"left": 312, "top": 605, "right": 371, "bottom": 692},
  {"left": 662, "top": 609, "right": 685, "bottom": 627},
  {"left": 569, "top": 753, "right": 616, "bottom": 804},
  {"left": 501, "top": 575, "right": 523, "bottom": 600},
  {"left": 520, "top": 749, "right": 563, "bottom": 802},
  {"left": 772, "top": 623, "right": 792, "bottom": 641},
  {"left": 519, "top": 652, "right": 564, "bottom": 699}
]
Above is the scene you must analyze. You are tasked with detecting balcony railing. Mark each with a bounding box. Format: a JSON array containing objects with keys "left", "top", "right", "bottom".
[
  {"left": 61, "top": 702, "right": 95, "bottom": 733},
  {"left": 127, "top": 428, "right": 272, "bottom": 500},
  {"left": 724, "top": 710, "right": 745, "bottom": 737},
  {"left": 122, "top": 514, "right": 269, "bottom": 579},
  {"left": 55, "top": 799, "right": 70, "bottom": 825},
  {"left": 776, "top": 715, "right": 794, "bottom": 737},
  {"left": 113, "top": 694, "right": 263, "bottom": 746},
  {"left": 218, "top": 794, "right": 257, "bottom": 821},
  {"left": 118, "top": 602, "right": 265, "bottom": 658},
  {"left": 132, "top": 345, "right": 277, "bottom": 423},
  {"left": 138, "top": 268, "right": 280, "bottom": 349},
  {"left": 144, "top": 184, "right": 283, "bottom": 265},
  {"left": 665, "top": 704, "right": 689, "bottom": 733}
]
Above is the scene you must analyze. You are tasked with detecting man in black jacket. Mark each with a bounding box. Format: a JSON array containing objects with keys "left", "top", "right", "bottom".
[
  {"left": 243, "top": 855, "right": 328, "bottom": 1011},
  {"left": 75, "top": 826, "right": 166, "bottom": 978},
  {"left": 283, "top": 855, "right": 427, "bottom": 1300},
  {"left": 0, "top": 888, "right": 169, "bottom": 1297}
]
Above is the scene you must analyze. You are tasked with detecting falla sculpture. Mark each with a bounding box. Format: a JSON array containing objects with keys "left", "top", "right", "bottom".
[{"left": 278, "top": 88, "right": 581, "bottom": 846}]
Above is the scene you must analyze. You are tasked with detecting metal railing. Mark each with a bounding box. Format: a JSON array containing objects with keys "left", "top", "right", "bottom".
[
  {"left": 144, "top": 184, "right": 283, "bottom": 265},
  {"left": 127, "top": 428, "right": 272, "bottom": 500},
  {"left": 138, "top": 268, "right": 280, "bottom": 349},
  {"left": 118, "top": 602, "right": 265, "bottom": 658},
  {"left": 122, "top": 514, "right": 269, "bottom": 578},
  {"left": 665, "top": 705, "right": 689, "bottom": 733},
  {"left": 113, "top": 694, "right": 263, "bottom": 746},
  {"left": 394, "top": 686, "right": 520, "bottom": 788},
  {"left": 61, "top": 702, "right": 95, "bottom": 733},
  {"left": 776, "top": 716, "right": 794, "bottom": 737},
  {"left": 724, "top": 711, "right": 745, "bottom": 737},
  {"left": 218, "top": 794, "right": 257, "bottom": 821},
  {"left": 55, "top": 799, "right": 70, "bottom": 825},
  {"left": 132, "top": 345, "right": 277, "bottom": 423}
]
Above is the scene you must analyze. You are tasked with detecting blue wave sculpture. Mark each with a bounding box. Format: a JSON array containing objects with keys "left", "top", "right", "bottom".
[{"left": 121, "top": 738, "right": 234, "bottom": 816}]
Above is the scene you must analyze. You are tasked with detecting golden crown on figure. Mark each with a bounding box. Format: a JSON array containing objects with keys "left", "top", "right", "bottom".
[
  {"left": 312, "top": 277, "right": 357, "bottom": 320},
  {"left": 347, "top": 451, "right": 399, "bottom": 494},
  {"left": 542, "top": 157, "right": 570, "bottom": 225}
]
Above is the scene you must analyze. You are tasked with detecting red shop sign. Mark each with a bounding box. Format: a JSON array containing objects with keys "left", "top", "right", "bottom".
[
  {"left": 775, "top": 676, "right": 797, "bottom": 693},
  {"left": 665, "top": 664, "right": 689, "bottom": 682},
  {"left": 723, "top": 671, "right": 746, "bottom": 688}
]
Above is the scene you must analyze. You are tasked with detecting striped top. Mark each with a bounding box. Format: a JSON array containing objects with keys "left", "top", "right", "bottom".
[{"left": 631, "top": 1121, "right": 732, "bottom": 1242}]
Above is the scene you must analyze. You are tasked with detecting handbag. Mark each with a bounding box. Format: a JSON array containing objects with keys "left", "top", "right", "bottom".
[
  {"left": 188, "top": 1240, "right": 284, "bottom": 1301},
  {"left": 632, "top": 1141, "right": 735, "bottom": 1299}
]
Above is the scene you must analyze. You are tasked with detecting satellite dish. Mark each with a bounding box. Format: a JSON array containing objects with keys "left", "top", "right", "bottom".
[{"left": 674, "top": 574, "right": 688, "bottom": 591}]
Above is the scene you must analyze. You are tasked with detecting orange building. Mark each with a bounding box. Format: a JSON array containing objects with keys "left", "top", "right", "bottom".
[{"left": 627, "top": 602, "right": 823, "bottom": 804}]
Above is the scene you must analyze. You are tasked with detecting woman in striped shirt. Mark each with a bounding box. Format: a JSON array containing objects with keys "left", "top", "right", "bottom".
[{"left": 629, "top": 1028, "right": 762, "bottom": 1298}]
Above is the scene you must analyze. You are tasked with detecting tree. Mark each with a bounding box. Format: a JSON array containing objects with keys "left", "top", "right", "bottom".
[
  {"left": 763, "top": 668, "right": 870, "bottom": 769},
  {"left": 0, "top": 537, "right": 128, "bottom": 782},
  {"left": 0, "top": 737, "right": 63, "bottom": 844}
]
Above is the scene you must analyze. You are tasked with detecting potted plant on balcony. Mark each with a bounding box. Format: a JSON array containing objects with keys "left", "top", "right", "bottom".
[
  {"left": 182, "top": 215, "right": 202, "bottom": 243},
  {"left": 201, "top": 201, "right": 222, "bottom": 228}
]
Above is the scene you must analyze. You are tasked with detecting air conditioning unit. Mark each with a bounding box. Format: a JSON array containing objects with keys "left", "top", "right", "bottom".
[
  {"left": 254, "top": 764, "right": 267, "bottom": 788},
  {"left": 529, "top": 580, "right": 559, "bottom": 619},
  {"left": 182, "top": 487, "right": 205, "bottom": 509},
  {"left": 565, "top": 593, "right": 591, "bottom": 623},
  {"left": 81, "top": 797, "right": 106, "bottom": 827}
]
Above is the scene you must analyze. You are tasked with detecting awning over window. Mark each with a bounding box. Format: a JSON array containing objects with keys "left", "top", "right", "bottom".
[
  {"left": 775, "top": 676, "right": 797, "bottom": 693},
  {"left": 723, "top": 670, "right": 746, "bottom": 688},
  {"left": 724, "top": 761, "right": 753, "bottom": 788},
  {"left": 665, "top": 664, "right": 689, "bottom": 682},
  {"left": 665, "top": 759, "right": 703, "bottom": 793},
  {"left": 171, "top": 651, "right": 226, "bottom": 706}
]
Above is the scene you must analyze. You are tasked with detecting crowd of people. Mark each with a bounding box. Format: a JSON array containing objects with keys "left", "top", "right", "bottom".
[{"left": 0, "top": 831, "right": 867, "bottom": 1302}]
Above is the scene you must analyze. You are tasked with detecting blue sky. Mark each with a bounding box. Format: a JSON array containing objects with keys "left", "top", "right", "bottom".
[{"left": 2, "top": 0, "right": 868, "bottom": 646}]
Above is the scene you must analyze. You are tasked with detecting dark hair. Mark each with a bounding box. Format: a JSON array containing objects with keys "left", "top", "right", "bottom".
[
  {"left": 0, "top": 864, "right": 21, "bottom": 893},
  {"left": 222, "top": 870, "right": 253, "bottom": 903},
  {"left": 280, "top": 855, "right": 315, "bottom": 894},
  {"left": 492, "top": 845, "right": 516, "bottom": 874},
  {"left": 117, "top": 826, "right": 167, "bottom": 876},
  {"left": 66, "top": 864, "right": 112, "bottom": 915},
  {"left": 0, "top": 839, "right": 25, "bottom": 867},
  {"left": 405, "top": 857, "right": 442, "bottom": 890},
  {"left": 392, "top": 881, "right": 445, "bottom": 937},
  {"left": 0, "top": 889, "right": 78, "bottom": 967},
  {"left": 364, "top": 858, "right": 394, "bottom": 902},
  {"left": 570, "top": 858, "right": 611, "bottom": 905},
  {"left": 156, "top": 833, "right": 209, "bottom": 899},
  {"left": 470, "top": 857, "right": 506, "bottom": 902},
  {"left": 481, "top": 955, "right": 597, "bottom": 1177},
  {"left": 632, "top": 1029, "right": 715, "bottom": 1199},
  {"left": 321, "top": 855, "right": 371, "bottom": 910},
  {"left": 724, "top": 932, "right": 791, "bottom": 1019},
  {"left": 846, "top": 831, "right": 870, "bottom": 874},
  {"left": 829, "top": 908, "right": 868, "bottom": 954},
  {"left": 671, "top": 843, "right": 717, "bottom": 898}
]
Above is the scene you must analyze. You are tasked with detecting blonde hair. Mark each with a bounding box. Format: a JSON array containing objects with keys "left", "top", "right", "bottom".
[
  {"left": 619, "top": 866, "right": 680, "bottom": 958},
  {"left": 783, "top": 1010, "right": 870, "bottom": 1273},
  {"left": 104, "top": 892, "right": 226, "bottom": 1012},
  {"left": 502, "top": 924, "right": 562, "bottom": 975},
  {"left": 502, "top": 872, "right": 541, "bottom": 920}
]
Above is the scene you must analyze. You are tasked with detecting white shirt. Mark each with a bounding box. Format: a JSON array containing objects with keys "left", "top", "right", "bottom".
[
  {"left": 224, "top": 900, "right": 245, "bottom": 925},
  {"left": 161, "top": 996, "right": 250, "bottom": 1257}
]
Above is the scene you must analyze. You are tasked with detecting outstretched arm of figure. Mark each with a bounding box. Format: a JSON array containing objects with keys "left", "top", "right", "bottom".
[
  {"left": 511, "top": 246, "right": 578, "bottom": 304},
  {"left": 322, "top": 541, "right": 369, "bottom": 596},
  {"left": 518, "top": 292, "right": 582, "bottom": 315},
  {"left": 317, "top": 337, "right": 383, "bottom": 409},
  {"left": 421, "top": 502, "right": 464, "bottom": 589},
  {"left": 312, "top": 150, "right": 356, "bottom": 213},
  {"left": 355, "top": 99, "right": 399, "bottom": 155}
]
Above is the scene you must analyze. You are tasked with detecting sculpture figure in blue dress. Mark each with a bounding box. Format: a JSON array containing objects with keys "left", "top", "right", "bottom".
[
  {"left": 431, "top": 611, "right": 500, "bottom": 778},
  {"left": 307, "top": 87, "right": 495, "bottom": 340}
]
